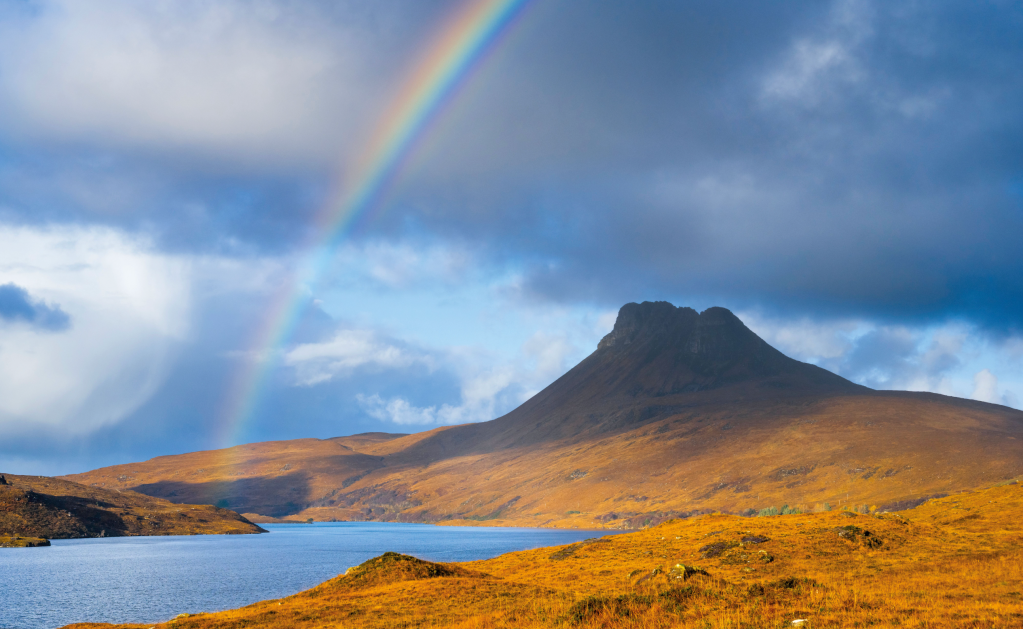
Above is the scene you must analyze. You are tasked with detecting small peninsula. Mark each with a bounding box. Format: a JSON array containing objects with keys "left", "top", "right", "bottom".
[{"left": 0, "top": 473, "right": 265, "bottom": 542}]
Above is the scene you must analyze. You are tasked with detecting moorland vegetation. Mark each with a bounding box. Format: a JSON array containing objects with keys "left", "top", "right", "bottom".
[{"left": 63, "top": 480, "right": 1023, "bottom": 628}]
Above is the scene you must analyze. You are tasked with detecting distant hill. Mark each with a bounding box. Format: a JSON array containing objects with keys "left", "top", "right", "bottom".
[
  {"left": 0, "top": 473, "right": 265, "bottom": 539},
  {"left": 66, "top": 302, "right": 1023, "bottom": 528}
]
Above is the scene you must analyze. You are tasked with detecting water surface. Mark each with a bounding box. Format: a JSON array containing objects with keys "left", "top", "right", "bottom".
[{"left": 0, "top": 523, "right": 619, "bottom": 629}]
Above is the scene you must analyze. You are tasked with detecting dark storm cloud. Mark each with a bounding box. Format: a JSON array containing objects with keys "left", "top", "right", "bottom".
[
  {"left": 0, "top": 144, "right": 329, "bottom": 256},
  {"left": 384, "top": 0, "right": 1023, "bottom": 330},
  {"left": 0, "top": 283, "right": 70, "bottom": 331},
  {"left": 1, "top": 0, "right": 1021, "bottom": 330}
]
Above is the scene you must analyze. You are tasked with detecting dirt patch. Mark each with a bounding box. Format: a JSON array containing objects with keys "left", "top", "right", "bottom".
[
  {"left": 741, "top": 535, "right": 770, "bottom": 544},
  {"left": 772, "top": 576, "right": 819, "bottom": 589},
  {"left": 700, "top": 540, "right": 739, "bottom": 558}
]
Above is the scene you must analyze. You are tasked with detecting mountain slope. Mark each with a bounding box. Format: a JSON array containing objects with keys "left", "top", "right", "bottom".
[
  {"left": 0, "top": 473, "right": 265, "bottom": 539},
  {"left": 66, "top": 302, "right": 1023, "bottom": 528}
]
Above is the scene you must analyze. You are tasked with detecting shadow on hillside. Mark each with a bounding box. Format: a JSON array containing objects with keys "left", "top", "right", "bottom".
[
  {"left": 132, "top": 472, "right": 312, "bottom": 517},
  {"left": 26, "top": 492, "right": 129, "bottom": 537}
]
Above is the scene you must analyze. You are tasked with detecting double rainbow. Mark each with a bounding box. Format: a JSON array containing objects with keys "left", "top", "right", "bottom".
[{"left": 216, "top": 0, "right": 534, "bottom": 447}]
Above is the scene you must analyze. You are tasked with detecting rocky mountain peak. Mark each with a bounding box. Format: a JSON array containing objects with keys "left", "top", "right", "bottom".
[
  {"left": 592, "top": 301, "right": 856, "bottom": 392},
  {"left": 598, "top": 302, "right": 765, "bottom": 360},
  {"left": 597, "top": 301, "right": 698, "bottom": 350}
]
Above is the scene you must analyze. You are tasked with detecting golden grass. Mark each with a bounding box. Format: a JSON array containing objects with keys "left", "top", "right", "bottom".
[
  {"left": 62, "top": 481, "right": 1023, "bottom": 629},
  {"left": 0, "top": 534, "right": 50, "bottom": 547}
]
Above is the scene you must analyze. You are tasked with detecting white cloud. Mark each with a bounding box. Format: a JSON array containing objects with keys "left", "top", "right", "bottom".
[
  {"left": 354, "top": 327, "right": 585, "bottom": 427},
  {"left": 521, "top": 332, "right": 575, "bottom": 382},
  {"left": 760, "top": 0, "right": 872, "bottom": 106},
  {"left": 331, "top": 240, "right": 474, "bottom": 290},
  {"left": 357, "top": 391, "right": 494, "bottom": 426},
  {"left": 0, "top": 0, "right": 384, "bottom": 164},
  {"left": 763, "top": 40, "right": 856, "bottom": 103},
  {"left": 740, "top": 311, "right": 863, "bottom": 363},
  {"left": 595, "top": 310, "right": 618, "bottom": 337},
  {"left": 277, "top": 240, "right": 616, "bottom": 430},
  {"left": 0, "top": 223, "right": 296, "bottom": 439},
  {"left": 1005, "top": 337, "right": 1023, "bottom": 362},
  {"left": 972, "top": 369, "right": 1000, "bottom": 405},
  {"left": 356, "top": 360, "right": 526, "bottom": 426},
  {"left": 917, "top": 329, "right": 967, "bottom": 375},
  {"left": 357, "top": 394, "right": 440, "bottom": 425},
  {"left": 284, "top": 329, "right": 429, "bottom": 386},
  {"left": 740, "top": 310, "right": 1023, "bottom": 408},
  {"left": 0, "top": 224, "right": 191, "bottom": 435}
]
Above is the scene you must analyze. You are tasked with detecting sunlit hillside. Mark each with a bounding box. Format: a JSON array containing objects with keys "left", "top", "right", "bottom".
[{"left": 67, "top": 304, "right": 1023, "bottom": 529}]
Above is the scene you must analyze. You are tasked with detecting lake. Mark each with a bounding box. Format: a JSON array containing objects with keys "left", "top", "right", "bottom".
[{"left": 0, "top": 523, "right": 620, "bottom": 629}]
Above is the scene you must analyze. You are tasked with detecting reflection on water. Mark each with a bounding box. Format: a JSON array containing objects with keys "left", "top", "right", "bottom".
[{"left": 0, "top": 522, "right": 620, "bottom": 629}]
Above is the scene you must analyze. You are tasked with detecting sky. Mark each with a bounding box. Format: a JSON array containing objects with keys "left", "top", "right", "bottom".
[{"left": 1, "top": 0, "right": 1021, "bottom": 475}]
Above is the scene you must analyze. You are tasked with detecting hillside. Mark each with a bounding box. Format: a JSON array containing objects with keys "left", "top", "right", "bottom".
[
  {"left": 67, "top": 433, "right": 409, "bottom": 520},
  {"left": 67, "top": 302, "right": 1023, "bottom": 527},
  {"left": 61, "top": 480, "right": 1023, "bottom": 628},
  {"left": 0, "top": 473, "right": 265, "bottom": 539}
]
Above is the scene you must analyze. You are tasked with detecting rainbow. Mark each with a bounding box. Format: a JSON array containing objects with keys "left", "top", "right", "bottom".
[{"left": 215, "top": 0, "right": 534, "bottom": 448}]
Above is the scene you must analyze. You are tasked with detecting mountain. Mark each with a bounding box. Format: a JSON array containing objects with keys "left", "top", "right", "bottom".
[
  {"left": 65, "top": 302, "right": 1023, "bottom": 528},
  {"left": 0, "top": 473, "right": 265, "bottom": 539}
]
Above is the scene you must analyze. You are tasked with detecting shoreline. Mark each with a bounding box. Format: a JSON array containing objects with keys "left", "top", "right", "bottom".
[{"left": 53, "top": 482, "right": 1023, "bottom": 629}]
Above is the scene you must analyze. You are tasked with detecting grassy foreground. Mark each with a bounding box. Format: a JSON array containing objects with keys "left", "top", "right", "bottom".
[{"left": 64, "top": 482, "right": 1023, "bottom": 628}]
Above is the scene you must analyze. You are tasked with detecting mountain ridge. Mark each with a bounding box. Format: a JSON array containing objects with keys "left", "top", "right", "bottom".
[
  {"left": 65, "top": 302, "right": 1023, "bottom": 528},
  {"left": 594, "top": 303, "right": 859, "bottom": 394}
]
